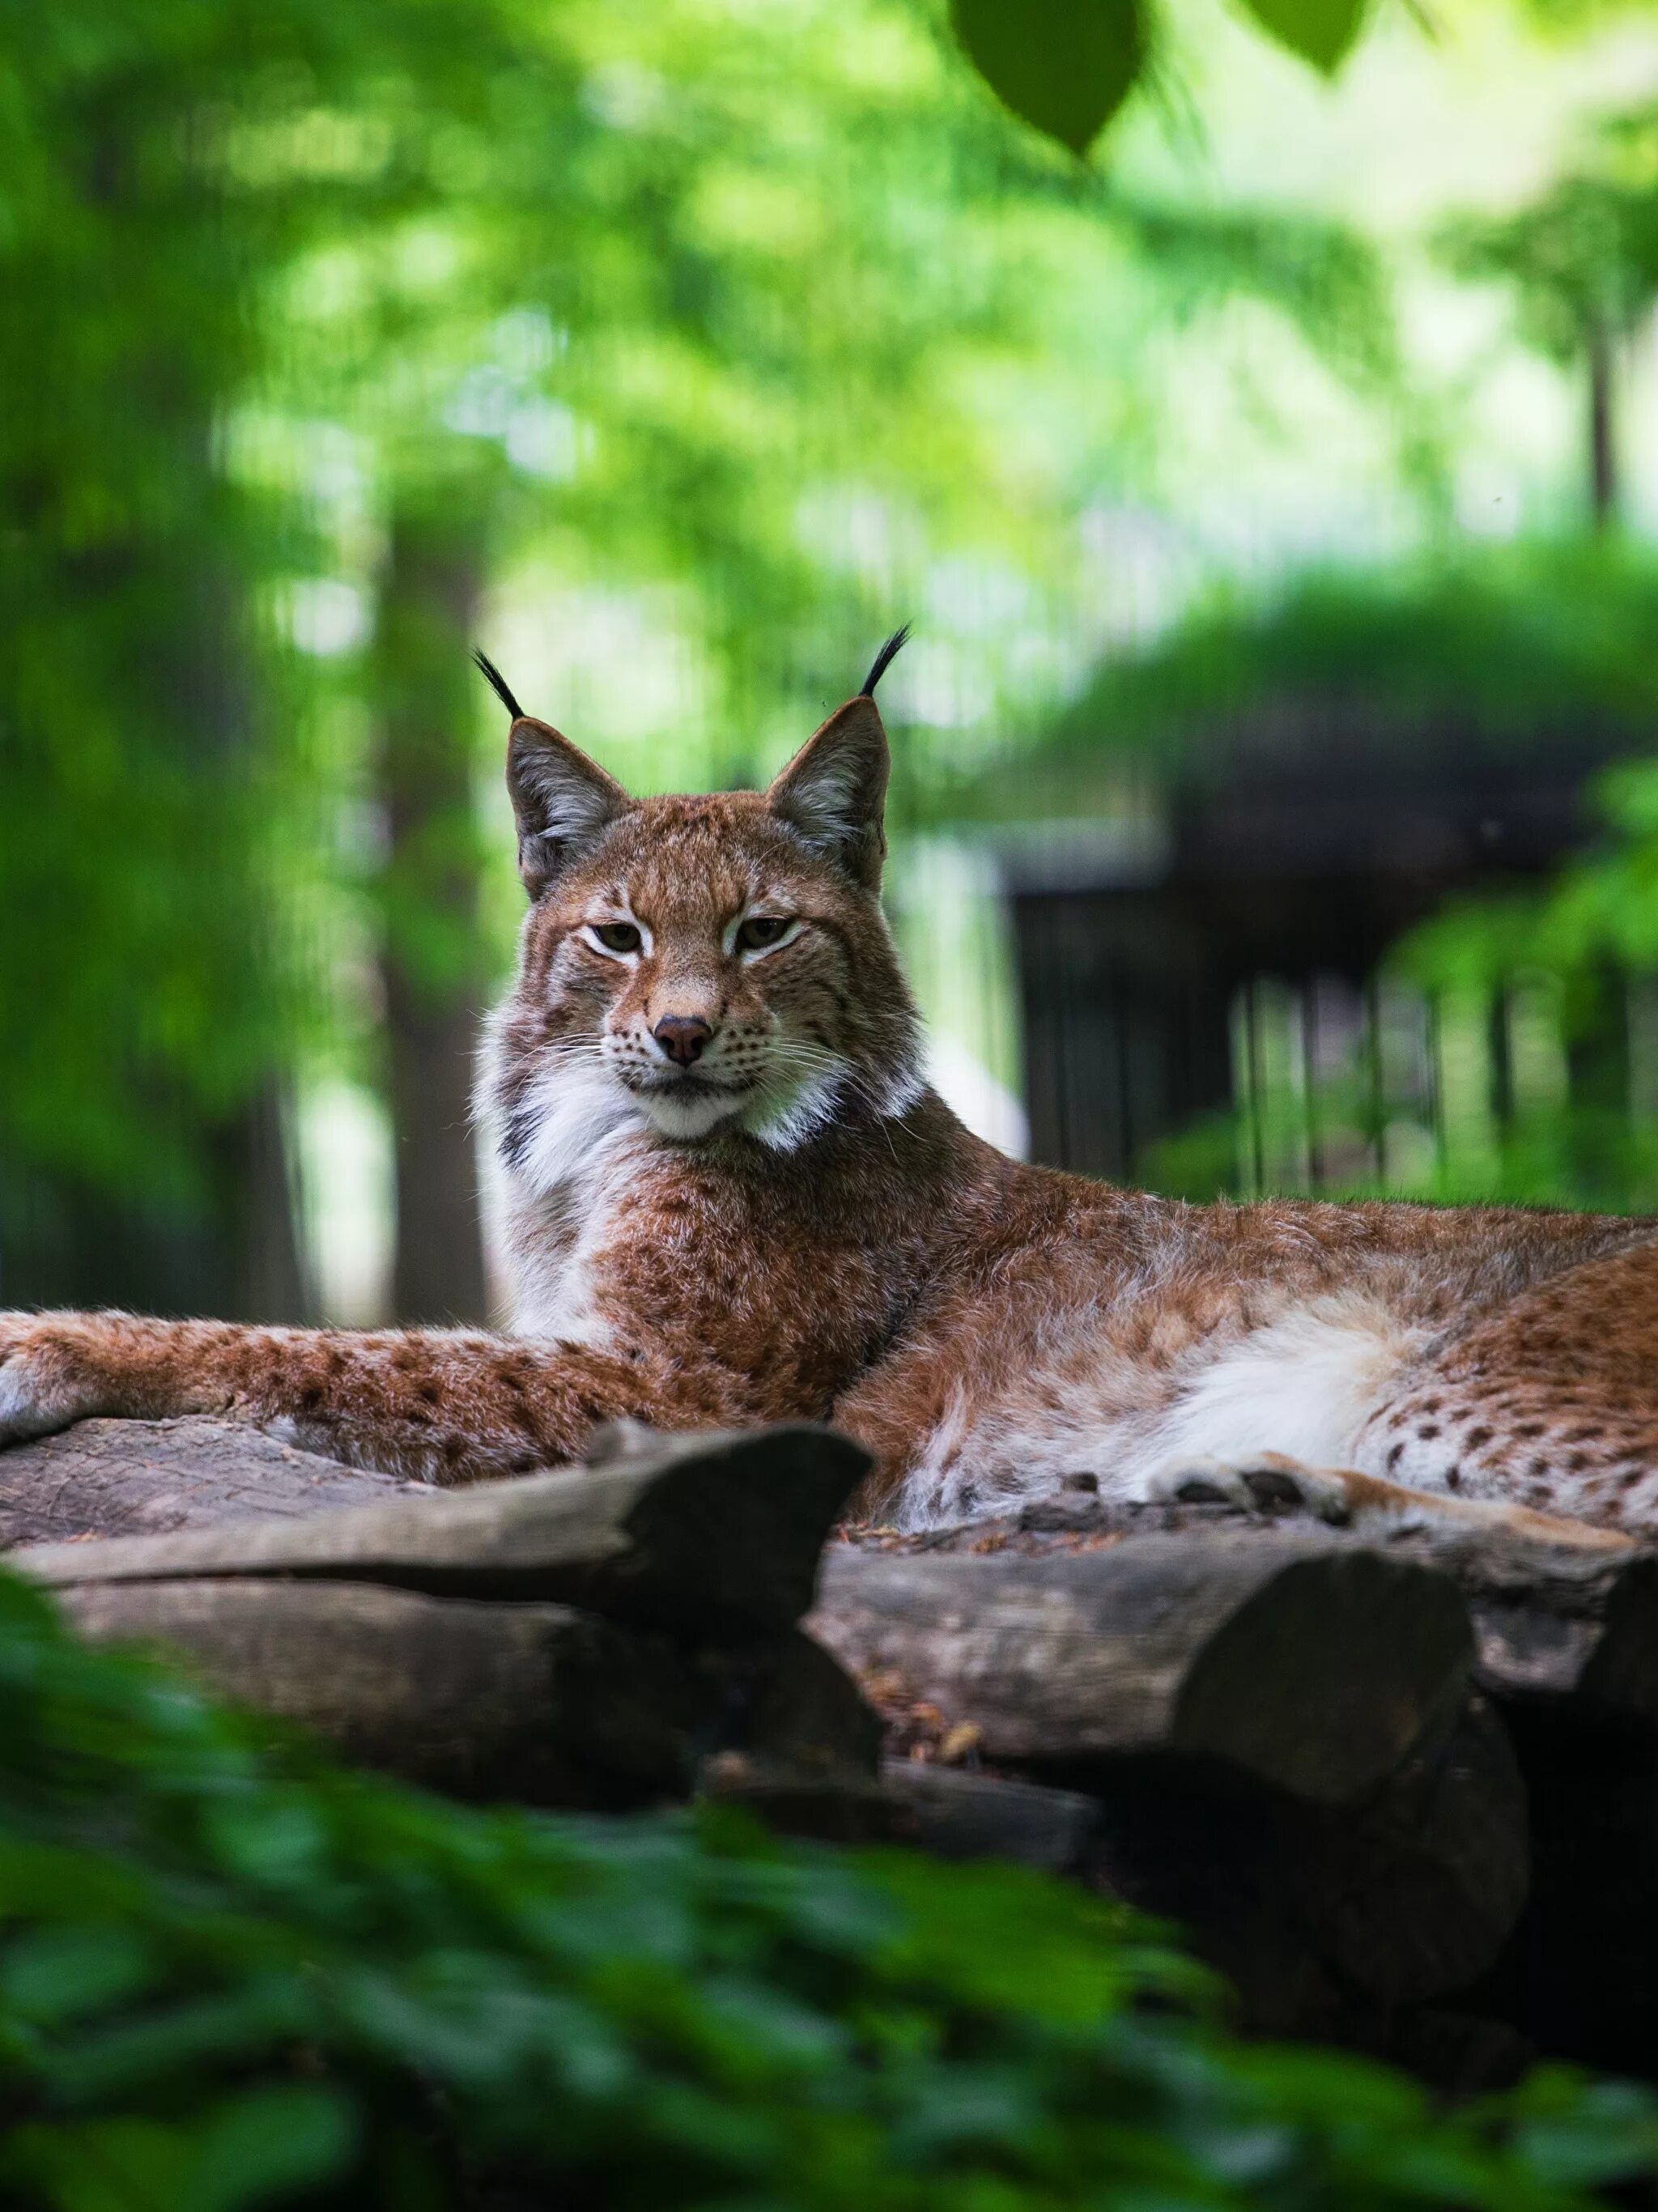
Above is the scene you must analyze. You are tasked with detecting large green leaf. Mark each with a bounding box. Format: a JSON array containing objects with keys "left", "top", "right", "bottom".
[
  {"left": 950, "top": 0, "right": 1146, "bottom": 155},
  {"left": 1239, "top": 0, "right": 1369, "bottom": 74}
]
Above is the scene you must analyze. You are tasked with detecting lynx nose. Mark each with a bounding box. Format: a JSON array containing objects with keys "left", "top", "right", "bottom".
[{"left": 653, "top": 1014, "right": 713, "bottom": 1066}]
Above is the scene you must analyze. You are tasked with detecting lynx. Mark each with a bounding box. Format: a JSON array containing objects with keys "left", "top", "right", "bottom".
[{"left": 3, "top": 633, "right": 1656, "bottom": 1551}]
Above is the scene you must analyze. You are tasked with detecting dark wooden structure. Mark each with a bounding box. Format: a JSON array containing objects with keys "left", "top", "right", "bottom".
[{"left": 1006, "top": 700, "right": 1639, "bottom": 1185}]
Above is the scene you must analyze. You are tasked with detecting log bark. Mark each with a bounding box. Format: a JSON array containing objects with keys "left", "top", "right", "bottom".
[
  {"left": 861, "top": 1492, "right": 1658, "bottom": 1731},
  {"left": 0, "top": 1419, "right": 424, "bottom": 1546},
  {"left": 1291, "top": 1696, "right": 1528, "bottom": 2006},
  {"left": 58, "top": 1584, "right": 878, "bottom": 1809},
  {"left": 1423, "top": 1542, "right": 1658, "bottom": 1726},
  {"left": 810, "top": 1535, "right": 1472, "bottom": 1805},
  {"left": 697, "top": 1759, "right": 1106, "bottom": 1861},
  {"left": 727, "top": 1627, "right": 885, "bottom": 1778},
  {"left": 876, "top": 1760, "right": 1103, "bottom": 1874},
  {"left": 15, "top": 1423, "right": 868, "bottom": 1636},
  {"left": 1078, "top": 1699, "right": 1528, "bottom": 2024},
  {"left": 58, "top": 1577, "right": 698, "bottom": 1806},
  {"left": 16, "top": 1421, "right": 1649, "bottom": 1729}
]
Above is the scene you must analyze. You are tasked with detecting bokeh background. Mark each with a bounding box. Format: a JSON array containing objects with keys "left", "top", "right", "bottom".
[{"left": 7, "top": 0, "right": 1658, "bottom": 1329}]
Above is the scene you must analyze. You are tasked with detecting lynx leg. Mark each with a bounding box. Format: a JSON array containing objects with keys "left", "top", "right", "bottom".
[
  {"left": 0, "top": 1309, "right": 739, "bottom": 1486},
  {"left": 1153, "top": 1450, "right": 1635, "bottom": 1552},
  {"left": 1354, "top": 1236, "right": 1658, "bottom": 1538}
]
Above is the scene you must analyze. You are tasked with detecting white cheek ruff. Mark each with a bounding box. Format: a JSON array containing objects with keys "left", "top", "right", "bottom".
[
  {"left": 743, "top": 1060, "right": 847, "bottom": 1151},
  {"left": 743, "top": 1039, "right": 925, "bottom": 1154},
  {"left": 511, "top": 1057, "right": 641, "bottom": 1197},
  {"left": 477, "top": 1024, "right": 648, "bottom": 1345}
]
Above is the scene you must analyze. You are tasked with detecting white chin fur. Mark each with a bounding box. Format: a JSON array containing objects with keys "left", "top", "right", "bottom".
[
  {"left": 624, "top": 1066, "right": 843, "bottom": 1151},
  {"left": 635, "top": 1063, "right": 848, "bottom": 1151},
  {"left": 636, "top": 1085, "right": 748, "bottom": 1142}
]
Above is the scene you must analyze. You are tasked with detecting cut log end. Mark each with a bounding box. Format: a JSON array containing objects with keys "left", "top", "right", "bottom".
[{"left": 1172, "top": 1547, "right": 1473, "bottom": 1802}]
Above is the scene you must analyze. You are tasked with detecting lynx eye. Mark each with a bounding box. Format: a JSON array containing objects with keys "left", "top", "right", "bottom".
[
  {"left": 590, "top": 921, "right": 642, "bottom": 955},
  {"left": 737, "top": 915, "right": 794, "bottom": 953}
]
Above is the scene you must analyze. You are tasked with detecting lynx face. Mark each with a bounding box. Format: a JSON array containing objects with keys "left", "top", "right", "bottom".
[{"left": 483, "top": 691, "right": 924, "bottom": 1178}]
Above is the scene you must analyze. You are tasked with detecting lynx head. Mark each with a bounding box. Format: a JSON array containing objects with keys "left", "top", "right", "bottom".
[{"left": 478, "top": 635, "right": 925, "bottom": 1183}]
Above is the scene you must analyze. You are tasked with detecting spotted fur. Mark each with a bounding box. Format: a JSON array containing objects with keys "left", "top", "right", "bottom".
[{"left": 4, "top": 674, "right": 1658, "bottom": 1549}]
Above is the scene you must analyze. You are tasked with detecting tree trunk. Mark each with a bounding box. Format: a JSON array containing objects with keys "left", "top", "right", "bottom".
[
  {"left": 372, "top": 486, "right": 494, "bottom": 1325},
  {"left": 1588, "top": 317, "right": 1616, "bottom": 531},
  {"left": 0, "top": 96, "right": 312, "bottom": 1323}
]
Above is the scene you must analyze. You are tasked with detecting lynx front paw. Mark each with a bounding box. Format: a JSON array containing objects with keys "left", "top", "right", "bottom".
[
  {"left": 1144, "top": 1451, "right": 1356, "bottom": 1524},
  {"left": 1141, "top": 1455, "right": 1256, "bottom": 1508},
  {"left": 0, "top": 1313, "right": 116, "bottom": 1445}
]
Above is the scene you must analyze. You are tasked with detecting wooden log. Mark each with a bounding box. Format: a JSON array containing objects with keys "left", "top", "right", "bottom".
[
  {"left": 810, "top": 1534, "right": 1472, "bottom": 1804},
  {"left": 1079, "top": 1698, "right": 1528, "bottom": 2024},
  {"left": 1463, "top": 1701, "right": 1658, "bottom": 2072},
  {"left": 16, "top": 1424, "right": 868, "bottom": 1637},
  {"left": 725, "top": 1627, "right": 884, "bottom": 1779},
  {"left": 57, "top": 1577, "right": 699, "bottom": 1806},
  {"left": 864, "top": 1491, "right": 1658, "bottom": 1733},
  {"left": 1423, "top": 1545, "right": 1658, "bottom": 1727},
  {"left": 1075, "top": 1756, "right": 1356, "bottom": 2041},
  {"left": 0, "top": 1418, "right": 424, "bottom": 1546},
  {"left": 876, "top": 1759, "right": 1103, "bottom": 1873},
  {"left": 57, "top": 1579, "right": 878, "bottom": 1812},
  {"left": 695, "top": 1763, "right": 895, "bottom": 1844},
  {"left": 17, "top": 1420, "right": 1649, "bottom": 1722},
  {"left": 696, "top": 1756, "right": 1103, "bottom": 1865},
  {"left": 1291, "top": 1695, "right": 1529, "bottom": 2006},
  {"left": 1201, "top": 1516, "right": 1658, "bottom": 1730}
]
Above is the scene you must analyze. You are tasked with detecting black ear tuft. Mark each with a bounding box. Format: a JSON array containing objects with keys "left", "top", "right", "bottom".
[
  {"left": 473, "top": 648, "right": 525, "bottom": 721},
  {"left": 860, "top": 624, "right": 912, "bottom": 700}
]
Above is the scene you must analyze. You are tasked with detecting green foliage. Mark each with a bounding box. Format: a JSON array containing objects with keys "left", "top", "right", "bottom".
[
  {"left": 1439, "top": 105, "right": 1658, "bottom": 358},
  {"left": 1002, "top": 538, "right": 1658, "bottom": 821},
  {"left": 0, "top": 0, "right": 1422, "bottom": 1311},
  {"left": 0, "top": 0, "right": 533, "bottom": 1295},
  {"left": 1388, "top": 759, "right": 1658, "bottom": 1217},
  {"left": 0, "top": 1568, "right": 1647, "bottom": 2210}
]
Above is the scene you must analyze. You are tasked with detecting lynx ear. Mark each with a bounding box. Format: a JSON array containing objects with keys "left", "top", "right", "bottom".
[
  {"left": 767, "top": 696, "right": 890, "bottom": 889},
  {"left": 506, "top": 717, "right": 629, "bottom": 899}
]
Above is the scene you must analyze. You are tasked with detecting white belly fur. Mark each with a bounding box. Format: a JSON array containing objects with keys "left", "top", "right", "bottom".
[{"left": 893, "top": 1292, "right": 1426, "bottom": 1531}]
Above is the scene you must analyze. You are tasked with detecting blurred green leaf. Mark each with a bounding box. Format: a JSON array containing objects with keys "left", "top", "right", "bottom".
[
  {"left": 1238, "top": 0, "right": 1368, "bottom": 73},
  {"left": 948, "top": 0, "right": 1144, "bottom": 154},
  {"left": 187, "top": 2088, "right": 358, "bottom": 2212}
]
